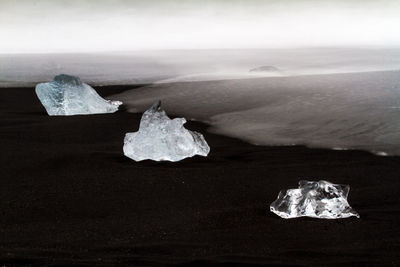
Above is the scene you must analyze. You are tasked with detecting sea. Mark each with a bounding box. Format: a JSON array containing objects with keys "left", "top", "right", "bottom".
[{"left": 1, "top": 47, "right": 400, "bottom": 155}]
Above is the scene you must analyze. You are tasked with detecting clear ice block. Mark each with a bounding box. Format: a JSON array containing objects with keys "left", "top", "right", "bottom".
[
  {"left": 35, "top": 74, "right": 122, "bottom": 116},
  {"left": 270, "top": 180, "right": 359, "bottom": 219},
  {"left": 123, "top": 101, "right": 210, "bottom": 162}
]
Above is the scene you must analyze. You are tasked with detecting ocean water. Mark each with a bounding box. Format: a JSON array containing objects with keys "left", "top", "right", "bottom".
[
  {"left": 1, "top": 48, "right": 400, "bottom": 87},
  {"left": 113, "top": 70, "right": 400, "bottom": 156},
  {"left": 2, "top": 48, "right": 400, "bottom": 155}
]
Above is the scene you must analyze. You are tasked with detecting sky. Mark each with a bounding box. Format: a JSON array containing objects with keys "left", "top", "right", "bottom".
[{"left": 0, "top": 0, "right": 400, "bottom": 53}]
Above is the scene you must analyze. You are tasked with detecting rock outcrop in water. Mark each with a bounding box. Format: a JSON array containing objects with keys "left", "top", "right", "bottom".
[
  {"left": 270, "top": 180, "right": 359, "bottom": 219},
  {"left": 35, "top": 74, "right": 122, "bottom": 116},
  {"left": 249, "top": 66, "right": 280, "bottom": 73},
  {"left": 123, "top": 101, "right": 210, "bottom": 162}
]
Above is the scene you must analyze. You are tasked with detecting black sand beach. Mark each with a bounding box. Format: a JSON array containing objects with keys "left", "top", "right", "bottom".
[{"left": 0, "top": 86, "right": 400, "bottom": 266}]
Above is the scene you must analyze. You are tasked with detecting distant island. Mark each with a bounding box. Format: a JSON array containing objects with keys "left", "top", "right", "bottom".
[{"left": 249, "top": 66, "right": 280, "bottom": 73}]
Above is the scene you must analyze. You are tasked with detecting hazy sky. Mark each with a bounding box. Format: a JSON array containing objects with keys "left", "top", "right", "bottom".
[{"left": 1, "top": 0, "right": 400, "bottom": 53}]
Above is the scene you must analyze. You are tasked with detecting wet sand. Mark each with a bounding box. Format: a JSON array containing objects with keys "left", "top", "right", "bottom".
[{"left": 0, "top": 86, "right": 399, "bottom": 266}]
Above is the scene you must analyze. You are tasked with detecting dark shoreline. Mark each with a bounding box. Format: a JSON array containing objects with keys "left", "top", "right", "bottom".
[{"left": 0, "top": 86, "right": 399, "bottom": 266}]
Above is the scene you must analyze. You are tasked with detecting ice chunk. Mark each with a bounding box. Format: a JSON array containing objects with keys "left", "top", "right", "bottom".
[
  {"left": 123, "top": 101, "right": 210, "bottom": 162},
  {"left": 35, "top": 74, "right": 122, "bottom": 115},
  {"left": 270, "top": 180, "right": 359, "bottom": 219}
]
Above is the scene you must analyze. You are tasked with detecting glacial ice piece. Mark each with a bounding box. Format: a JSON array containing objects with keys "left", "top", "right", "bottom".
[
  {"left": 35, "top": 74, "right": 122, "bottom": 115},
  {"left": 270, "top": 180, "right": 359, "bottom": 219},
  {"left": 123, "top": 101, "right": 210, "bottom": 162}
]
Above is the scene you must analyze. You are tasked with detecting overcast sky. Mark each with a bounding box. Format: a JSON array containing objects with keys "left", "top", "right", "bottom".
[{"left": 1, "top": 0, "right": 399, "bottom": 53}]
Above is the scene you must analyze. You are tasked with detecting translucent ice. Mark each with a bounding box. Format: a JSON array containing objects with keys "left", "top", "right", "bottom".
[
  {"left": 123, "top": 101, "right": 210, "bottom": 162},
  {"left": 270, "top": 180, "right": 359, "bottom": 219},
  {"left": 35, "top": 74, "right": 122, "bottom": 115}
]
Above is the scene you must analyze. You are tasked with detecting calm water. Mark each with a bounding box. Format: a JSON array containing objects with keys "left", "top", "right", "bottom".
[
  {"left": 1, "top": 48, "right": 400, "bottom": 87},
  {"left": 2, "top": 48, "right": 400, "bottom": 155},
  {"left": 113, "top": 70, "right": 400, "bottom": 156}
]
